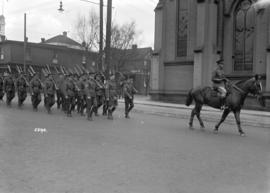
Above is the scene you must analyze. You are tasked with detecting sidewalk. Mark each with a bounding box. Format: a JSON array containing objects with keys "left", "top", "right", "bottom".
[{"left": 118, "top": 95, "right": 270, "bottom": 128}]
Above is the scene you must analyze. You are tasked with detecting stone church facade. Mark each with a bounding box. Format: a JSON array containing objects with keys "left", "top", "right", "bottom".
[{"left": 150, "top": 0, "right": 270, "bottom": 109}]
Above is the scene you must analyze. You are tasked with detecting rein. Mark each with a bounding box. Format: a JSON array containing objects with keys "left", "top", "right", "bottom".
[{"left": 232, "top": 84, "right": 246, "bottom": 95}]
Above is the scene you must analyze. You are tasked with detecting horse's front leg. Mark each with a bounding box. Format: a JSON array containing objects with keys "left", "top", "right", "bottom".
[
  {"left": 189, "top": 108, "right": 196, "bottom": 129},
  {"left": 195, "top": 105, "right": 205, "bottom": 129},
  {"left": 214, "top": 108, "right": 231, "bottom": 134},
  {"left": 233, "top": 110, "right": 245, "bottom": 136}
]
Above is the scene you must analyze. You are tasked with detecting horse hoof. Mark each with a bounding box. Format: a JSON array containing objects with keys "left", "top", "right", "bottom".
[
  {"left": 213, "top": 129, "right": 218, "bottom": 134},
  {"left": 189, "top": 125, "right": 194, "bottom": 130},
  {"left": 240, "top": 132, "right": 246, "bottom": 137}
]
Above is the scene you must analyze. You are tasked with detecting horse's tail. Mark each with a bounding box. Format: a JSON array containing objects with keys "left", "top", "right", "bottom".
[{"left": 185, "top": 89, "right": 193, "bottom": 106}]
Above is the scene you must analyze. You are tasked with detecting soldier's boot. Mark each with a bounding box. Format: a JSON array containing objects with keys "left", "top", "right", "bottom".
[
  {"left": 94, "top": 107, "right": 99, "bottom": 116},
  {"left": 87, "top": 112, "right": 93, "bottom": 121},
  {"left": 107, "top": 109, "right": 113, "bottom": 120},
  {"left": 125, "top": 112, "right": 130, "bottom": 119}
]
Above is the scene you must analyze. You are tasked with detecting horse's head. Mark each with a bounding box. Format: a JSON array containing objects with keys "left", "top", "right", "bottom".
[{"left": 246, "top": 74, "right": 265, "bottom": 107}]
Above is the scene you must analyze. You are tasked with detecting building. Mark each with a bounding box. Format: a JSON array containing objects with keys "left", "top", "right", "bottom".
[
  {"left": 111, "top": 45, "right": 152, "bottom": 95},
  {"left": 151, "top": 0, "right": 270, "bottom": 109},
  {"left": 0, "top": 32, "right": 98, "bottom": 78}
]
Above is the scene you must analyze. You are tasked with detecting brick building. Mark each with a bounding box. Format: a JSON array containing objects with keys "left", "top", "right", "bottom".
[{"left": 0, "top": 32, "right": 98, "bottom": 78}]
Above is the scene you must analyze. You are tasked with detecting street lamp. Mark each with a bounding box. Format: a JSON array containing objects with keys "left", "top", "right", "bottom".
[{"left": 58, "top": 1, "right": 64, "bottom": 12}]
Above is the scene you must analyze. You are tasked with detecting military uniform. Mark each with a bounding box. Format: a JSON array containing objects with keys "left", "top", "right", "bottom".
[
  {"left": 76, "top": 75, "right": 86, "bottom": 116},
  {"left": 105, "top": 76, "right": 118, "bottom": 120},
  {"left": 30, "top": 74, "right": 43, "bottom": 111},
  {"left": 211, "top": 59, "right": 228, "bottom": 109},
  {"left": 94, "top": 75, "right": 105, "bottom": 116},
  {"left": 62, "top": 75, "right": 76, "bottom": 117},
  {"left": 3, "top": 73, "right": 15, "bottom": 106},
  {"left": 55, "top": 74, "right": 64, "bottom": 109},
  {"left": 44, "top": 75, "right": 56, "bottom": 114},
  {"left": 16, "top": 74, "right": 28, "bottom": 107},
  {"left": 85, "top": 77, "right": 97, "bottom": 121},
  {"left": 123, "top": 79, "right": 137, "bottom": 118},
  {"left": 0, "top": 76, "right": 4, "bottom": 100}
]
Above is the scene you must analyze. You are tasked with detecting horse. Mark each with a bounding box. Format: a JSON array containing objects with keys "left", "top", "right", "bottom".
[{"left": 185, "top": 75, "right": 265, "bottom": 136}]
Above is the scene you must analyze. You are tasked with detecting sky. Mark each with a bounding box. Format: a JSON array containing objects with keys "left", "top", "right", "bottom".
[{"left": 1, "top": 0, "right": 158, "bottom": 48}]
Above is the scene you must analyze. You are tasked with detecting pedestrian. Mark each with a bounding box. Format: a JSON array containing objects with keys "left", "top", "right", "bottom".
[
  {"left": 16, "top": 73, "right": 28, "bottom": 108},
  {"left": 123, "top": 78, "right": 137, "bottom": 118},
  {"left": 3, "top": 72, "right": 15, "bottom": 106},
  {"left": 94, "top": 73, "right": 105, "bottom": 116},
  {"left": 62, "top": 74, "right": 76, "bottom": 117},
  {"left": 44, "top": 73, "right": 56, "bottom": 114},
  {"left": 55, "top": 72, "right": 64, "bottom": 109},
  {"left": 29, "top": 72, "right": 43, "bottom": 111},
  {"left": 0, "top": 73, "right": 4, "bottom": 101},
  {"left": 76, "top": 74, "right": 86, "bottom": 116},
  {"left": 85, "top": 75, "right": 97, "bottom": 121},
  {"left": 105, "top": 74, "right": 118, "bottom": 120}
]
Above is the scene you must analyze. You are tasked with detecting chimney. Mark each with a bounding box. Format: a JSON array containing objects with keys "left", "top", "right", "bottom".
[
  {"left": 41, "top": 38, "right": 45, "bottom": 43},
  {"left": 63, "top": 31, "right": 67, "bottom": 37},
  {"left": 132, "top": 44, "right": 137, "bottom": 49}
]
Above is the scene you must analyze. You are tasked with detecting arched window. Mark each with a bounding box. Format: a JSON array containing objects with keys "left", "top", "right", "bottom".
[
  {"left": 176, "top": 0, "right": 188, "bottom": 57},
  {"left": 234, "top": 0, "right": 255, "bottom": 72}
]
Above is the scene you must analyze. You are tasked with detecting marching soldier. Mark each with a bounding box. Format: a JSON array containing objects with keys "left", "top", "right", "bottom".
[
  {"left": 94, "top": 73, "right": 105, "bottom": 116},
  {"left": 44, "top": 74, "right": 56, "bottom": 114},
  {"left": 105, "top": 74, "right": 118, "bottom": 120},
  {"left": 30, "top": 72, "right": 43, "bottom": 111},
  {"left": 123, "top": 78, "right": 137, "bottom": 118},
  {"left": 62, "top": 74, "right": 76, "bottom": 117},
  {"left": 70, "top": 74, "right": 78, "bottom": 112},
  {"left": 16, "top": 73, "right": 28, "bottom": 107},
  {"left": 55, "top": 73, "right": 64, "bottom": 109},
  {"left": 85, "top": 75, "right": 97, "bottom": 121},
  {"left": 76, "top": 74, "right": 86, "bottom": 116},
  {"left": 0, "top": 73, "right": 4, "bottom": 101},
  {"left": 3, "top": 72, "right": 15, "bottom": 106}
]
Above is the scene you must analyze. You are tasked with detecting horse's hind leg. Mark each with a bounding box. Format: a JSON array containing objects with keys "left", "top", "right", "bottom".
[
  {"left": 233, "top": 110, "right": 245, "bottom": 136},
  {"left": 189, "top": 108, "right": 196, "bottom": 129},
  {"left": 214, "top": 108, "right": 231, "bottom": 133},
  {"left": 195, "top": 104, "right": 205, "bottom": 129}
]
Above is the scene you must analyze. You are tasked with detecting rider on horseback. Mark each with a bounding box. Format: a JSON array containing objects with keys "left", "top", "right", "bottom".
[{"left": 212, "top": 59, "right": 228, "bottom": 110}]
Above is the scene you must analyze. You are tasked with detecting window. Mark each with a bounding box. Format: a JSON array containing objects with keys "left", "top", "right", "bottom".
[
  {"left": 52, "top": 52, "right": 58, "bottom": 64},
  {"left": 176, "top": 0, "right": 188, "bottom": 57},
  {"left": 234, "top": 0, "right": 255, "bottom": 72},
  {"left": 82, "top": 55, "right": 86, "bottom": 64}
]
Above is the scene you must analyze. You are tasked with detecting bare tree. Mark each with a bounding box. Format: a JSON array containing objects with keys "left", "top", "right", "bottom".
[
  {"left": 74, "top": 12, "right": 140, "bottom": 72},
  {"left": 74, "top": 9, "right": 99, "bottom": 51},
  {"left": 110, "top": 21, "right": 140, "bottom": 72}
]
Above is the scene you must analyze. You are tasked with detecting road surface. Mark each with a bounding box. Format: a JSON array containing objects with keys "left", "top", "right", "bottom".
[{"left": 0, "top": 100, "right": 269, "bottom": 193}]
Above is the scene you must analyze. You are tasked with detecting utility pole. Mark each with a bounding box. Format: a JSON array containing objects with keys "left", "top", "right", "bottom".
[
  {"left": 105, "top": 0, "right": 112, "bottom": 78},
  {"left": 23, "top": 13, "right": 26, "bottom": 73},
  {"left": 99, "top": 0, "right": 103, "bottom": 72}
]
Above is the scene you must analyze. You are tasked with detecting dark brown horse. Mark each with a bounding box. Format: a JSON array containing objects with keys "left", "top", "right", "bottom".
[{"left": 185, "top": 75, "right": 265, "bottom": 136}]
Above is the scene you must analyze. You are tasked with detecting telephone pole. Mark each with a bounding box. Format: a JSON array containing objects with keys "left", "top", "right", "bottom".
[
  {"left": 23, "top": 13, "right": 26, "bottom": 72},
  {"left": 99, "top": 0, "right": 103, "bottom": 72},
  {"left": 105, "top": 0, "right": 112, "bottom": 78}
]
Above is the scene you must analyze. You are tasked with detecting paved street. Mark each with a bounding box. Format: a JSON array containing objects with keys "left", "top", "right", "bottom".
[{"left": 0, "top": 98, "right": 269, "bottom": 193}]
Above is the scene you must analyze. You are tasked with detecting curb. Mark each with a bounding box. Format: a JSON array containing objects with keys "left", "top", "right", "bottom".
[{"left": 118, "top": 100, "right": 270, "bottom": 128}]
